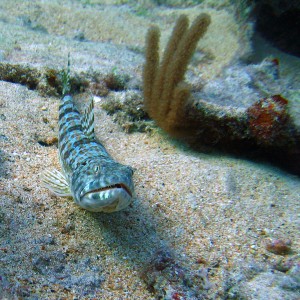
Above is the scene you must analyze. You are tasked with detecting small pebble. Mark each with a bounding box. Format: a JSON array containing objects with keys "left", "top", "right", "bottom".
[
  {"left": 273, "top": 258, "right": 295, "bottom": 272},
  {"left": 93, "top": 96, "right": 102, "bottom": 103},
  {"left": 45, "top": 136, "right": 58, "bottom": 145},
  {"left": 61, "top": 221, "right": 75, "bottom": 234}
]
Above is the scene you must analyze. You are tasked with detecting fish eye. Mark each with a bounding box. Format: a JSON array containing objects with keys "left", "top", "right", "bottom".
[{"left": 94, "top": 165, "right": 100, "bottom": 174}]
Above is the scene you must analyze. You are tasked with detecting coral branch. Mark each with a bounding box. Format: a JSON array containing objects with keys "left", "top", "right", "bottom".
[
  {"left": 143, "top": 13, "right": 211, "bottom": 134},
  {"left": 153, "top": 14, "right": 189, "bottom": 118},
  {"left": 143, "top": 26, "right": 160, "bottom": 117}
]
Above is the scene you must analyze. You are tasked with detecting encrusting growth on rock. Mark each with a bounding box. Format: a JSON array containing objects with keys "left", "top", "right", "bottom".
[{"left": 143, "top": 13, "right": 211, "bottom": 135}]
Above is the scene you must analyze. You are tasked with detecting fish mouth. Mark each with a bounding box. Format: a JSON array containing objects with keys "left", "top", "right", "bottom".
[{"left": 82, "top": 183, "right": 132, "bottom": 198}]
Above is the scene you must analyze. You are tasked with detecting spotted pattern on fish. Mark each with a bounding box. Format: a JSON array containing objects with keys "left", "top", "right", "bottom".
[{"left": 42, "top": 95, "right": 134, "bottom": 213}]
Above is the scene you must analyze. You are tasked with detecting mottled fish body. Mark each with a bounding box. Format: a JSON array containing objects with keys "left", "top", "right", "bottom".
[{"left": 43, "top": 95, "right": 134, "bottom": 213}]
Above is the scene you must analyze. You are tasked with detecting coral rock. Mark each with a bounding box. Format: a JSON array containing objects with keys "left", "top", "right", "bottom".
[{"left": 247, "top": 95, "right": 289, "bottom": 146}]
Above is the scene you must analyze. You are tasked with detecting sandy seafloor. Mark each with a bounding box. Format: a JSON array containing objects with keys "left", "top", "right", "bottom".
[{"left": 0, "top": 1, "right": 300, "bottom": 299}]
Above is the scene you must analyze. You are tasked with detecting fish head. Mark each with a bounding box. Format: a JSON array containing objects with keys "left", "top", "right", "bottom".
[{"left": 71, "top": 160, "right": 134, "bottom": 213}]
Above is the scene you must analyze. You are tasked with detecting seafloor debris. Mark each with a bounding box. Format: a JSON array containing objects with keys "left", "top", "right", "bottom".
[
  {"left": 0, "top": 62, "right": 130, "bottom": 97},
  {"left": 140, "top": 248, "right": 211, "bottom": 299},
  {"left": 265, "top": 239, "right": 292, "bottom": 255},
  {"left": 225, "top": 260, "right": 300, "bottom": 299},
  {"left": 101, "top": 90, "right": 153, "bottom": 133}
]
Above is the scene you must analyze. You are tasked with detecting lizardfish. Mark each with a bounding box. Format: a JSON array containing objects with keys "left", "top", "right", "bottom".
[{"left": 42, "top": 95, "right": 134, "bottom": 213}]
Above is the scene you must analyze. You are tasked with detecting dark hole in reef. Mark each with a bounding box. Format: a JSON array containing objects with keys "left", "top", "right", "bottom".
[{"left": 255, "top": 3, "right": 300, "bottom": 57}]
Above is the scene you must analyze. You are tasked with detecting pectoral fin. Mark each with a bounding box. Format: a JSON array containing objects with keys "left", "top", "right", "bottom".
[
  {"left": 42, "top": 169, "right": 71, "bottom": 197},
  {"left": 81, "top": 98, "right": 95, "bottom": 140}
]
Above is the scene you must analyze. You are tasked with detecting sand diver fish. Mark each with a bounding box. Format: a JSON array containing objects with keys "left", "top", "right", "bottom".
[{"left": 42, "top": 84, "right": 134, "bottom": 213}]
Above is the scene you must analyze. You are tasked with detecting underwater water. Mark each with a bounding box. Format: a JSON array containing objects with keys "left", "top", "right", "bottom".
[{"left": 0, "top": 1, "right": 299, "bottom": 299}]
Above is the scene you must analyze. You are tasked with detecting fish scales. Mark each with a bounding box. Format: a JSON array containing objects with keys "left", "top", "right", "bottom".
[
  {"left": 42, "top": 95, "right": 134, "bottom": 213},
  {"left": 59, "top": 97, "right": 107, "bottom": 169}
]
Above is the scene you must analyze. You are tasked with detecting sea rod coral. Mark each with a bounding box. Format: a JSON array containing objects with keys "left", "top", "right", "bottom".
[{"left": 143, "top": 13, "right": 211, "bottom": 136}]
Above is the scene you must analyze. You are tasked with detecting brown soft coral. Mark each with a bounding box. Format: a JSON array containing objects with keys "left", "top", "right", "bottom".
[{"left": 143, "top": 14, "right": 211, "bottom": 136}]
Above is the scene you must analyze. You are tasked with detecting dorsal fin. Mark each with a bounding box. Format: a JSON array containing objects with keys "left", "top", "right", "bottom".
[
  {"left": 62, "top": 53, "right": 71, "bottom": 97},
  {"left": 81, "top": 98, "right": 95, "bottom": 139}
]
